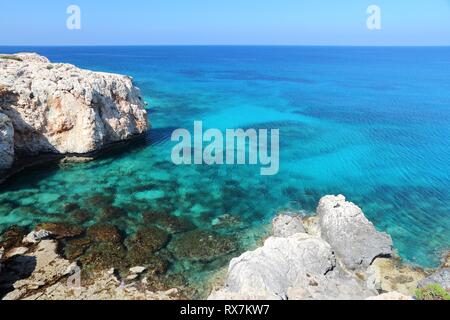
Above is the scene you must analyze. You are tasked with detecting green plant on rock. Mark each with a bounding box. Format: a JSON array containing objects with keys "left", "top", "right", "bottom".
[
  {"left": 415, "top": 284, "right": 450, "bottom": 301},
  {"left": 0, "top": 55, "right": 23, "bottom": 62}
]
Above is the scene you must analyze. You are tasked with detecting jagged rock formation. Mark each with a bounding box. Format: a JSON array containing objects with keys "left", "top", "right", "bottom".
[
  {"left": 0, "top": 53, "right": 149, "bottom": 180},
  {"left": 209, "top": 195, "right": 413, "bottom": 300},
  {"left": 317, "top": 195, "right": 393, "bottom": 270}
]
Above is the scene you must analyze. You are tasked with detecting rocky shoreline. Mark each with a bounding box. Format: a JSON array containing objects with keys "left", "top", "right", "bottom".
[
  {"left": 209, "top": 195, "right": 449, "bottom": 300},
  {"left": 0, "top": 53, "right": 149, "bottom": 184},
  {"left": 0, "top": 195, "right": 448, "bottom": 300}
]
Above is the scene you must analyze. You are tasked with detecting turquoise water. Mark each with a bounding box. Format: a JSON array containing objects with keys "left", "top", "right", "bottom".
[{"left": 0, "top": 47, "right": 449, "bottom": 280}]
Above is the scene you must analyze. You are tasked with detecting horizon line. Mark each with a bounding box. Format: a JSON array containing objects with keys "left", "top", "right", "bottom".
[{"left": 1, "top": 44, "right": 450, "bottom": 48}]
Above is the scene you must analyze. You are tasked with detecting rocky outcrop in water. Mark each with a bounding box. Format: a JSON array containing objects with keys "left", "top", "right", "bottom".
[
  {"left": 0, "top": 53, "right": 149, "bottom": 180},
  {"left": 209, "top": 195, "right": 414, "bottom": 300},
  {"left": 317, "top": 195, "right": 393, "bottom": 270}
]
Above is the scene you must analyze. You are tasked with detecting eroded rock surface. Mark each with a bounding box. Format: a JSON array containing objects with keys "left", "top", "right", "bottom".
[
  {"left": 0, "top": 112, "right": 13, "bottom": 170},
  {"left": 317, "top": 195, "right": 393, "bottom": 270},
  {"left": 0, "top": 53, "right": 149, "bottom": 174},
  {"left": 272, "top": 214, "right": 305, "bottom": 237},
  {"left": 210, "top": 233, "right": 338, "bottom": 300}
]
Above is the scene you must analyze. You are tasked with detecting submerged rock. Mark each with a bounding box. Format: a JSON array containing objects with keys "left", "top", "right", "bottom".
[
  {"left": 63, "top": 203, "right": 80, "bottom": 213},
  {"left": 171, "top": 229, "right": 237, "bottom": 262},
  {"left": 317, "top": 195, "right": 393, "bottom": 270},
  {"left": 87, "top": 224, "right": 122, "bottom": 243},
  {"left": 126, "top": 252, "right": 169, "bottom": 275},
  {"left": 272, "top": 214, "right": 305, "bottom": 237},
  {"left": 79, "top": 241, "right": 128, "bottom": 273},
  {"left": 64, "top": 237, "right": 92, "bottom": 260},
  {"left": 0, "top": 53, "right": 148, "bottom": 160},
  {"left": 87, "top": 194, "right": 115, "bottom": 208},
  {"left": 211, "top": 214, "right": 242, "bottom": 229},
  {"left": 126, "top": 226, "right": 170, "bottom": 254},
  {"left": 36, "top": 222, "right": 84, "bottom": 239},
  {"left": 0, "top": 225, "right": 28, "bottom": 250},
  {"left": 100, "top": 206, "right": 126, "bottom": 221},
  {"left": 70, "top": 209, "right": 91, "bottom": 224},
  {"left": 143, "top": 211, "right": 195, "bottom": 234}
]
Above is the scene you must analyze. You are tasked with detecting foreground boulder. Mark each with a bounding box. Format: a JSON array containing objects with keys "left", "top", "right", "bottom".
[
  {"left": 317, "top": 195, "right": 393, "bottom": 270},
  {"left": 209, "top": 195, "right": 412, "bottom": 300},
  {"left": 209, "top": 232, "right": 376, "bottom": 300},
  {"left": 0, "top": 53, "right": 149, "bottom": 174}
]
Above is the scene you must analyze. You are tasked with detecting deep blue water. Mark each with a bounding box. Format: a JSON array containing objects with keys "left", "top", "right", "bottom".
[{"left": 0, "top": 46, "right": 449, "bottom": 275}]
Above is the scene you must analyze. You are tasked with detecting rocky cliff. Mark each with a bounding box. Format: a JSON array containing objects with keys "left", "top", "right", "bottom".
[{"left": 0, "top": 53, "right": 149, "bottom": 180}]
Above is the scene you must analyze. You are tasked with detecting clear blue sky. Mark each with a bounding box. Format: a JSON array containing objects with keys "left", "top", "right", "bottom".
[{"left": 1, "top": 0, "right": 449, "bottom": 45}]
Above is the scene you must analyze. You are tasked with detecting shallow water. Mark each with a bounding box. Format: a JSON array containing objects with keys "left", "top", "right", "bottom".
[{"left": 0, "top": 47, "right": 449, "bottom": 294}]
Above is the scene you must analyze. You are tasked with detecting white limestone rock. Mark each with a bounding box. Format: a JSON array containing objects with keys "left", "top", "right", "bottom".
[
  {"left": 0, "top": 53, "right": 149, "bottom": 157},
  {"left": 0, "top": 112, "right": 14, "bottom": 170},
  {"left": 23, "top": 229, "right": 52, "bottom": 244},
  {"left": 287, "top": 272, "right": 376, "bottom": 300},
  {"left": 317, "top": 195, "right": 393, "bottom": 270},
  {"left": 209, "top": 233, "right": 336, "bottom": 300},
  {"left": 272, "top": 214, "right": 305, "bottom": 237}
]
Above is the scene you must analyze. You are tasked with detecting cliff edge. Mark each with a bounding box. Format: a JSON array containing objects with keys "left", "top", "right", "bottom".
[{"left": 0, "top": 53, "right": 149, "bottom": 182}]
